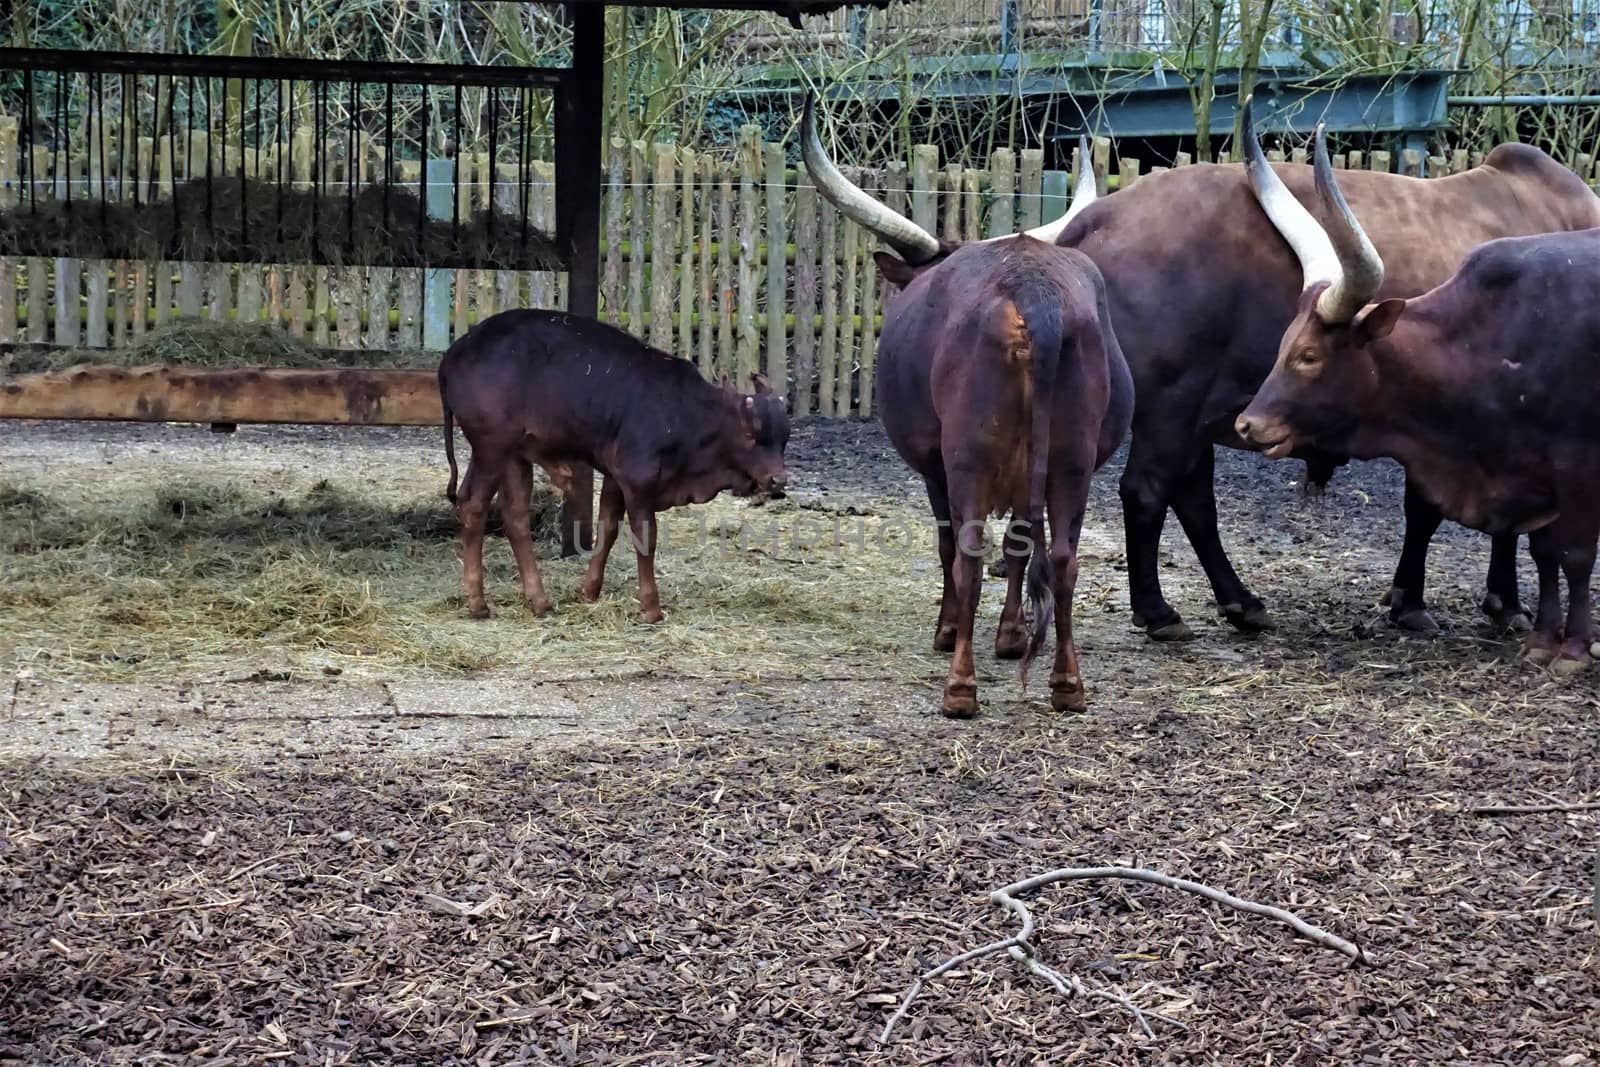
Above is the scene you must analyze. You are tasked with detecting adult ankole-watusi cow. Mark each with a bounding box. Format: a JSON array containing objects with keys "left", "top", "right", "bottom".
[
  {"left": 1235, "top": 123, "right": 1600, "bottom": 674},
  {"left": 439, "top": 309, "right": 790, "bottom": 623},
  {"left": 806, "top": 96, "right": 1600, "bottom": 641},
  {"left": 803, "top": 100, "right": 1134, "bottom": 717}
]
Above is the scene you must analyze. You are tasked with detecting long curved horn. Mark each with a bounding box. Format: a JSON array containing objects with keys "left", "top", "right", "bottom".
[
  {"left": 1006, "top": 135, "right": 1096, "bottom": 244},
  {"left": 1241, "top": 100, "right": 1344, "bottom": 312},
  {"left": 1311, "top": 126, "right": 1384, "bottom": 323},
  {"left": 801, "top": 95, "right": 942, "bottom": 265}
]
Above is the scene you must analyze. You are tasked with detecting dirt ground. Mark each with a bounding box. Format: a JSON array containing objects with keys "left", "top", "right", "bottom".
[{"left": 1, "top": 416, "right": 1596, "bottom": 1064}]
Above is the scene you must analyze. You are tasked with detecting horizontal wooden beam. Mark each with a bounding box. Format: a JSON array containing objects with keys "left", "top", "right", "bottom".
[{"left": 0, "top": 366, "right": 443, "bottom": 427}]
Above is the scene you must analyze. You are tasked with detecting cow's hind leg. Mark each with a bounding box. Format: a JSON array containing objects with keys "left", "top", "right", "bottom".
[
  {"left": 995, "top": 512, "right": 1030, "bottom": 660},
  {"left": 1482, "top": 533, "right": 1531, "bottom": 633},
  {"left": 1553, "top": 531, "right": 1595, "bottom": 675},
  {"left": 501, "top": 456, "right": 553, "bottom": 617},
  {"left": 1171, "top": 447, "right": 1269, "bottom": 633},
  {"left": 1046, "top": 469, "right": 1092, "bottom": 713},
  {"left": 580, "top": 476, "right": 626, "bottom": 604},
  {"left": 938, "top": 471, "right": 990, "bottom": 718},
  {"left": 924, "top": 474, "right": 959, "bottom": 654},
  {"left": 1522, "top": 529, "right": 1564, "bottom": 667},
  {"left": 456, "top": 451, "right": 505, "bottom": 619},
  {"left": 1119, "top": 433, "right": 1195, "bottom": 641}
]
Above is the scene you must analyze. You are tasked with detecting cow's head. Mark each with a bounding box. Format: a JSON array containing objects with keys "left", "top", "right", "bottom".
[
  {"left": 800, "top": 95, "right": 1100, "bottom": 289},
  {"left": 718, "top": 372, "right": 790, "bottom": 498},
  {"left": 1232, "top": 105, "right": 1401, "bottom": 458}
]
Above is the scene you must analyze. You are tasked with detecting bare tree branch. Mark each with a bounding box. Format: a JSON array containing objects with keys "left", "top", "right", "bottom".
[{"left": 881, "top": 864, "right": 1369, "bottom": 1045}]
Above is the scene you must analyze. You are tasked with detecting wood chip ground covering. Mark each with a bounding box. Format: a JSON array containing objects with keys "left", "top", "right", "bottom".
[{"left": 1, "top": 417, "right": 1597, "bottom": 1064}]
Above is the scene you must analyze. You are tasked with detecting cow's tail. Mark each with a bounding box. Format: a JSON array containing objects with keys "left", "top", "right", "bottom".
[
  {"left": 1013, "top": 278, "right": 1064, "bottom": 688},
  {"left": 440, "top": 370, "right": 460, "bottom": 505}
]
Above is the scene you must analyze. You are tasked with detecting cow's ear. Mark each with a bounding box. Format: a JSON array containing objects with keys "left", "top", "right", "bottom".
[
  {"left": 1355, "top": 298, "right": 1405, "bottom": 343},
  {"left": 750, "top": 372, "right": 772, "bottom": 395},
  {"left": 873, "top": 252, "right": 922, "bottom": 289}
]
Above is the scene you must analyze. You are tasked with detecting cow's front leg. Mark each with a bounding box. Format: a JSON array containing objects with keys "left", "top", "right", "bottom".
[
  {"left": 994, "top": 513, "right": 1030, "bottom": 660},
  {"left": 1119, "top": 432, "right": 1194, "bottom": 641},
  {"left": 580, "top": 477, "right": 626, "bottom": 603},
  {"left": 1171, "top": 447, "right": 1268, "bottom": 632},
  {"left": 1522, "top": 529, "right": 1564, "bottom": 666},
  {"left": 942, "top": 508, "right": 986, "bottom": 718},
  {"left": 502, "top": 457, "right": 553, "bottom": 617},
  {"left": 622, "top": 491, "right": 664, "bottom": 624},
  {"left": 1386, "top": 478, "right": 1444, "bottom": 633}
]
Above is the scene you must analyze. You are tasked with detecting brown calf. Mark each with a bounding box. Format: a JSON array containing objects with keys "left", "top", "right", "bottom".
[
  {"left": 439, "top": 310, "right": 789, "bottom": 622},
  {"left": 1235, "top": 121, "right": 1600, "bottom": 674}
]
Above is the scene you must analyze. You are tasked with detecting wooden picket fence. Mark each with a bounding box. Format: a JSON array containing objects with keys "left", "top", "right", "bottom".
[{"left": 2, "top": 113, "right": 1598, "bottom": 418}]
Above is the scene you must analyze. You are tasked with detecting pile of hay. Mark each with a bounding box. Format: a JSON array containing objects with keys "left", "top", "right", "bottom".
[
  {"left": 1, "top": 320, "right": 435, "bottom": 376},
  {"left": 0, "top": 178, "right": 561, "bottom": 269}
]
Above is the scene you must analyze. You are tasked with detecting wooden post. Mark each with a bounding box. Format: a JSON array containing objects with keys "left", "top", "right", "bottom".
[
  {"left": 451, "top": 148, "right": 473, "bottom": 340},
  {"left": 678, "top": 146, "right": 696, "bottom": 358},
  {"left": 1092, "top": 137, "right": 1111, "bottom": 195},
  {"left": 736, "top": 126, "right": 761, "bottom": 387},
  {"left": 132, "top": 136, "right": 154, "bottom": 339},
  {"left": 530, "top": 160, "right": 557, "bottom": 309},
  {"left": 988, "top": 148, "right": 1015, "bottom": 238},
  {"left": 818, "top": 192, "right": 838, "bottom": 417},
  {"left": 0, "top": 117, "right": 17, "bottom": 347},
  {"left": 474, "top": 151, "right": 495, "bottom": 320},
  {"left": 716, "top": 170, "right": 734, "bottom": 376},
  {"left": 911, "top": 144, "right": 938, "bottom": 235},
  {"left": 1290, "top": 147, "right": 1308, "bottom": 166},
  {"left": 1369, "top": 150, "right": 1392, "bottom": 174},
  {"left": 1118, "top": 157, "right": 1140, "bottom": 191},
  {"left": 627, "top": 140, "right": 646, "bottom": 333},
  {"left": 793, "top": 176, "right": 818, "bottom": 417},
  {"left": 697, "top": 155, "right": 715, "bottom": 378},
  {"left": 1174, "top": 151, "right": 1192, "bottom": 167},
  {"left": 1018, "top": 147, "right": 1044, "bottom": 230},
  {"left": 1400, "top": 149, "right": 1423, "bottom": 177},
  {"left": 492, "top": 162, "right": 519, "bottom": 317},
  {"left": 836, "top": 213, "right": 858, "bottom": 416},
  {"left": 395, "top": 161, "right": 422, "bottom": 347},
  {"left": 1346, "top": 150, "right": 1364, "bottom": 171},
  {"left": 961, "top": 168, "right": 981, "bottom": 242},
  {"left": 602, "top": 138, "right": 625, "bottom": 323},
  {"left": 764, "top": 141, "right": 787, "bottom": 400},
  {"left": 650, "top": 142, "right": 676, "bottom": 350},
  {"left": 1449, "top": 149, "right": 1469, "bottom": 175},
  {"left": 941, "top": 163, "right": 961, "bottom": 241}
]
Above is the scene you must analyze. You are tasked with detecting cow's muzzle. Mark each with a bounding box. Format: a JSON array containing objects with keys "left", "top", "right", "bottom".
[{"left": 1234, "top": 412, "right": 1294, "bottom": 459}]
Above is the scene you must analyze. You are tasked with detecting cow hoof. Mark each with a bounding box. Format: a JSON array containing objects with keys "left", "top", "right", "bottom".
[
  {"left": 1481, "top": 596, "right": 1533, "bottom": 634},
  {"left": 940, "top": 681, "right": 979, "bottom": 719},
  {"left": 641, "top": 608, "right": 666, "bottom": 625},
  {"left": 1049, "top": 674, "right": 1087, "bottom": 714},
  {"left": 933, "top": 627, "right": 957, "bottom": 654},
  {"left": 528, "top": 599, "right": 554, "bottom": 618},
  {"left": 579, "top": 584, "right": 602, "bottom": 604},
  {"left": 994, "top": 624, "right": 1029, "bottom": 660},
  {"left": 1221, "top": 601, "right": 1272, "bottom": 633},
  {"left": 1520, "top": 642, "right": 1557, "bottom": 668},
  {"left": 1147, "top": 619, "right": 1196, "bottom": 642},
  {"left": 1390, "top": 606, "right": 1440, "bottom": 635},
  {"left": 1551, "top": 654, "right": 1591, "bottom": 678},
  {"left": 467, "top": 603, "right": 491, "bottom": 620}
]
